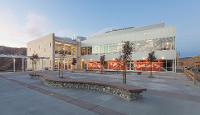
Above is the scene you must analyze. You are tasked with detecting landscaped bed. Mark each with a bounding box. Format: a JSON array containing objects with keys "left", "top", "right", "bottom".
[{"left": 29, "top": 73, "right": 146, "bottom": 101}]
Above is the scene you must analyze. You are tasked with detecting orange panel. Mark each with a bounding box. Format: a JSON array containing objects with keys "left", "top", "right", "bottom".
[
  {"left": 87, "top": 61, "right": 101, "bottom": 70},
  {"left": 135, "top": 60, "right": 163, "bottom": 71},
  {"left": 108, "top": 61, "right": 124, "bottom": 70}
]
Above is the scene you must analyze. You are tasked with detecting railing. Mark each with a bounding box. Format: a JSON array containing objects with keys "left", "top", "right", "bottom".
[{"left": 184, "top": 69, "right": 200, "bottom": 84}]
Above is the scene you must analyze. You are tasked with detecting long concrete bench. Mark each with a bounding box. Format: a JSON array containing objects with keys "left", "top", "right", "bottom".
[{"left": 29, "top": 73, "right": 146, "bottom": 101}]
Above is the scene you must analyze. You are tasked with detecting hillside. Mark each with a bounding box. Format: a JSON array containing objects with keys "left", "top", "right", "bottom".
[{"left": 0, "top": 46, "right": 27, "bottom": 71}]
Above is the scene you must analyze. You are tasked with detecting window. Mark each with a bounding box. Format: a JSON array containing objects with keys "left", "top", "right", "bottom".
[
  {"left": 133, "top": 37, "right": 175, "bottom": 52},
  {"left": 87, "top": 47, "right": 92, "bottom": 55},
  {"left": 108, "top": 44, "right": 118, "bottom": 53},
  {"left": 81, "top": 47, "right": 86, "bottom": 55},
  {"left": 92, "top": 46, "right": 100, "bottom": 54},
  {"left": 81, "top": 47, "right": 92, "bottom": 55}
]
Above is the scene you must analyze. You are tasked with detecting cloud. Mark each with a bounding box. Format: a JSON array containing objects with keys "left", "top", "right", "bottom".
[
  {"left": 25, "top": 12, "right": 52, "bottom": 39},
  {"left": 0, "top": 9, "right": 76, "bottom": 48},
  {"left": 0, "top": 9, "right": 23, "bottom": 39},
  {"left": 0, "top": 9, "right": 26, "bottom": 47},
  {"left": 0, "top": 9, "right": 52, "bottom": 47}
]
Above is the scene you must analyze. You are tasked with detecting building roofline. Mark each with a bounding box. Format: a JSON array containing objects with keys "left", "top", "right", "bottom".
[
  {"left": 54, "top": 36, "right": 77, "bottom": 45},
  {"left": 105, "top": 23, "right": 165, "bottom": 33},
  {"left": 27, "top": 33, "right": 54, "bottom": 44},
  {"left": 89, "top": 23, "right": 166, "bottom": 38}
]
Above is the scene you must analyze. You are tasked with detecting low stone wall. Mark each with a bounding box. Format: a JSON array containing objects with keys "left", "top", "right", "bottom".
[
  {"left": 29, "top": 73, "right": 146, "bottom": 101},
  {"left": 29, "top": 73, "right": 45, "bottom": 80},
  {"left": 44, "top": 78, "right": 146, "bottom": 101}
]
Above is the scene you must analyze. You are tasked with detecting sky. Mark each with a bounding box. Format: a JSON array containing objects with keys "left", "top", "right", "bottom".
[{"left": 0, "top": 0, "right": 199, "bottom": 57}]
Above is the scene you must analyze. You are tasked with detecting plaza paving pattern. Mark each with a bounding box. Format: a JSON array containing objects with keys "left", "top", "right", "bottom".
[{"left": 1, "top": 71, "right": 200, "bottom": 115}]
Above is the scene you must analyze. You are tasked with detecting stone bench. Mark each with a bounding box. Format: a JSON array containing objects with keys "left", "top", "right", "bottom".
[
  {"left": 29, "top": 73, "right": 146, "bottom": 101},
  {"left": 29, "top": 72, "right": 44, "bottom": 80},
  {"left": 42, "top": 77, "right": 146, "bottom": 101}
]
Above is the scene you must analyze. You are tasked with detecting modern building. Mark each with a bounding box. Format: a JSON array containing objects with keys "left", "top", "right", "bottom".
[
  {"left": 27, "top": 23, "right": 176, "bottom": 72},
  {"left": 27, "top": 34, "right": 85, "bottom": 71}
]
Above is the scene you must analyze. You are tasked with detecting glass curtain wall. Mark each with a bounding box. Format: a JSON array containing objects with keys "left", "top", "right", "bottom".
[
  {"left": 83, "top": 36, "right": 175, "bottom": 72},
  {"left": 90, "top": 37, "right": 175, "bottom": 54}
]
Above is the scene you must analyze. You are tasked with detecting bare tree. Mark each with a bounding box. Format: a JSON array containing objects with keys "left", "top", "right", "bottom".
[
  {"left": 59, "top": 48, "right": 65, "bottom": 78},
  {"left": 147, "top": 51, "right": 157, "bottom": 78},
  {"left": 118, "top": 41, "right": 134, "bottom": 84},
  {"left": 100, "top": 55, "right": 105, "bottom": 74},
  {"left": 30, "top": 54, "right": 39, "bottom": 76}
]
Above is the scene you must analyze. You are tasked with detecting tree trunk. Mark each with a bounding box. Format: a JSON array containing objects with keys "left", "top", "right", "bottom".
[
  {"left": 71, "top": 65, "right": 74, "bottom": 73},
  {"left": 124, "top": 66, "right": 127, "bottom": 84},
  {"left": 33, "top": 61, "right": 36, "bottom": 76},
  {"left": 32, "top": 61, "right": 34, "bottom": 75},
  {"left": 100, "top": 64, "right": 103, "bottom": 74},
  {"left": 59, "top": 62, "right": 61, "bottom": 78},
  {"left": 123, "top": 62, "right": 127, "bottom": 84},
  {"left": 122, "top": 63, "right": 124, "bottom": 84},
  {"left": 35, "top": 62, "right": 37, "bottom": 76},
  {"left": 61, "top": 63, "right": 64, "bottom": 78},
  {"left": 150, "top": 62, "right": 153, "bottom": 78}
]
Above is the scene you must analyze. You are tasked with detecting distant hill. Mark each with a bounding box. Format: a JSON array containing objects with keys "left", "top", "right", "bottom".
[{"left": 0, "top": 46, "right": 27, "bottom": 71}]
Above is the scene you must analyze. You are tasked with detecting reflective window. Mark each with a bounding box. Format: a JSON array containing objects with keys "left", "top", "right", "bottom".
[
  {"left": 133, "top": 37, "right": 175, "bottom": 52},
  {"left": 83, "top": 37, "right": 175, "bottom": 55}
]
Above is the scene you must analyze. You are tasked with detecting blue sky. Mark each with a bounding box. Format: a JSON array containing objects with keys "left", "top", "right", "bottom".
[{"left": 0, "top": 0, "right": 199, "bottom": 57}]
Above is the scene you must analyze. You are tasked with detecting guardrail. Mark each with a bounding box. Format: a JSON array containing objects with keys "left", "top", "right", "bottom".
[{"left": 184, "top": 69, "right": 200, "bottom": 84}]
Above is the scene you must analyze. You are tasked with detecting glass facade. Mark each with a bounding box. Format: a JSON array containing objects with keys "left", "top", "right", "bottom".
[
  {"left": 89, "top": 37, "right": 175, "bottom": 54},
  {"left": 81, "top": 37, "right": 176, "bottom": 72},
  {"left": 54, "top": 42, "right": 77, "bottom": 70},
  {"left": 55, "top": 42, "right": 77, "bottom": 56},
  {"left": 92, "top": 43, "right": 123, "bottom": 54},
  {"left": 133, "top": 37, "right": 175, "bottom": 52}
]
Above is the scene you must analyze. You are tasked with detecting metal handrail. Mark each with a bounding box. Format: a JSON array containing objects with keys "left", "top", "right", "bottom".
[{"left": 184, "top": 69, "right": 200, "bottom": 85}]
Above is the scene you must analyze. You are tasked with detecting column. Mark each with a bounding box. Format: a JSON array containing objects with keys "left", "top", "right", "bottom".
[
  {"left": 58, "top": 60, "right": 59, "bottom": 70},
  {"left": 22, "top": 58, "right": 24, "bottom": 72},
  {"left": 13, "top": 58, "right": 16, "bottom": 72},
  {"left": 64, "top": 58, "right": 66, "bottom": 70},
  {"left": 166, "top": 60, "right": 167, "bottom": 71},
  {"left": 42, "top": 59, "right": 43, "bottom": 71},
  {"left": 174, "top": 59, "right": 177, "bottom": 73},
  {"left": 76, "top": 39, "right": 81, "bottom": 70},
  {"left": 172, "top": 60, "right": 174, "bottom": 72}
]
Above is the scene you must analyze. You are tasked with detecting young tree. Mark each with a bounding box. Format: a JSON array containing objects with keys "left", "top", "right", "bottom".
[
  {"left": 72, "top": 58, "right": 77, "bottom": 72},
  {"left": 147, "top": 51, "right": 157, "bottom": 78},
  {"left": 118, "top": 41, "right": 134, "bottom": 84},
  {"left": 100, "top": 55, "right": 105, "bottom": 74},
  {"left": 59, "top": 48, "right": 65, "bottom": 78},
  {"left": 30, "top": 54, "right": 39, "bottom": 76}
]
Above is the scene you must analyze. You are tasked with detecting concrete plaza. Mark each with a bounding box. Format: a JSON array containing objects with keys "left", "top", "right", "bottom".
[{"left": 0, "top": 71, "right": 200, "bottom": 115}]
